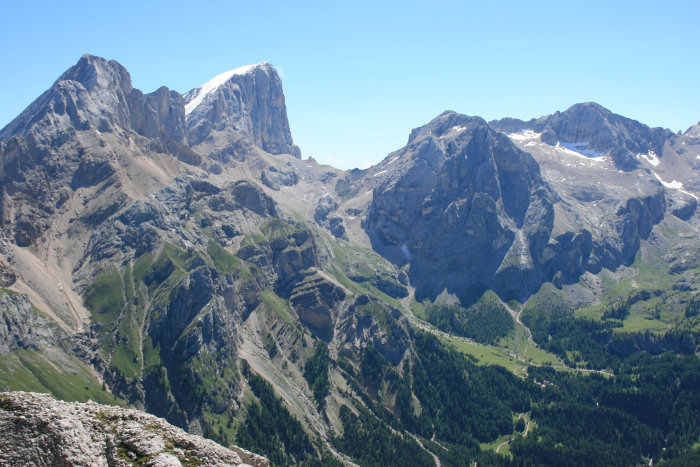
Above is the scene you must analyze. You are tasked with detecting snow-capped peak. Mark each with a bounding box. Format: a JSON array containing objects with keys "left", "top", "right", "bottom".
[{"left": 184, "top": 62, "right": 268, "bottom": 115}]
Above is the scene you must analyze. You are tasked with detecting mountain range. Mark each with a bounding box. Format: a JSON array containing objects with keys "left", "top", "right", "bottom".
[{"left": 1, "top": 54, "right": 700, "bottom": 466}]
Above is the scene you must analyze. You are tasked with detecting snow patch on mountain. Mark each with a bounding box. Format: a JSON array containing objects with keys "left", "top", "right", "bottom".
[
  {"left": 653, "top": 171, "right": 698, "bottom": 200},
  {"left": 555, "top": 142, "right": 606, "bottom": 161},
  {"left": 185, "top": 63, "right": 266, "bottom": 115},
  {"left": 508, "top": 129, "right": 541, "bottom": 142},
  {"left": 560, "top": 142, "right": 604, "bottom": 158},
  {"left": 637, "top": 151, "right": 660, "bottom": 166}
]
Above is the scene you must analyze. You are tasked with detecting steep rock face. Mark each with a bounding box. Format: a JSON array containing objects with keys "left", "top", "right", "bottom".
[
  {"left": 0, "top": 236, "right": 16, "bottom": 287},
  {"left": 336, "top": 295, "right": 409, "bottom": 365},
  {"left": 231, "top": 180, "right": 278, "bottom": 217},
  {"left": 685, "top": 122, "right": 700, "bottom": 139},
  {"left": 289, "top": 271, "right": 346, "bottom": 341},
  {"left": 0, "top": 391, "right": 267, "bottom": 467},
  {"left": 184, "top": 63, "right": 301, "bottom": 158},
  {"left": 364, "top": 112, "right": 558, "bottom": 301},
  {"left": 0, "top": 292, "right": 61, "bottom": 355},
  {"left": 616, "top": 191, "right": 666, "bottom": 264},
  {"left": 490, "top": 102, "right": 674, "bottom": 171}
]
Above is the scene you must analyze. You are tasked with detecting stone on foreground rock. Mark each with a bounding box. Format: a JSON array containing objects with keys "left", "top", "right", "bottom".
[{"left": 0, "top": 391, "right": 268, "bottom": 467}]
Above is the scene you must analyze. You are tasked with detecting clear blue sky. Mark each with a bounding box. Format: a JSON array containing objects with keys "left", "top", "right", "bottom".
[{"left": 2, "top": 1, "right": 699, "bottom": 169}]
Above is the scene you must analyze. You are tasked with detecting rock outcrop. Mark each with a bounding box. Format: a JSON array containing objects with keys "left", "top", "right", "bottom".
[
  {"left": 260, "top": 165, "right": 298, "bottom": 190},
  {"left": 289, "top": 271, "right": 346, "bottom": 341},
  {"left": 0, "top": 391, "right": 267, "bottom": 466},
  {"left": 0, "top": 292, "right": 61, "bottom": 356},
  {"left": 0, "top": 55, "right": 194, "bottom": 249},
  {"left": 314, "top": 194, "right": 346, "bottom": 238}
]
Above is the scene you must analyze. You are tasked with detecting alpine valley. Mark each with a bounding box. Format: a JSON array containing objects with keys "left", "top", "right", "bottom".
[{"left": 1, "top": 55, "right": 700, "bottom": 466}]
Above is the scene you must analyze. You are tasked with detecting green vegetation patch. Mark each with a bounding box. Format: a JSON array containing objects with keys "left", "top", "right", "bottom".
[
  {"left": 260, "top": 290, "right": 298, "bottom": 330},
  {"left": 260, "top": 217, "right": 300, "bottom": 240},
  {"left": 177, "top": 350, "right": 238, "bottom": 412},
  {"left": 303, "top": 343, "right": 330, "bottom": 408},
  {"left": 423, "top": 291, "right": 515, "bottom": 344},
  {"left": 207, "top": 240, "right": 242, "bottom": 274},
  {"left": 521, "top": 282, "right": 573, "bottom": 342},
  {"left": 334, "top": 404, "right": 435, "bottom": 466},
  {"left": 132, "top": 253, "right": 154, "bottom": 284},
  {"left": 84, "top": 269, "right": 125, "bottom": 325},
  {"left": 109, "top": 302, "right": 146, "bottom": 379},
  {"left": 236, "top": 370, "right": 316, "bottom": 466},
  {"left": 157, "top": 242, "right": 188, "bottom": 270},
  {"left": 0, "top": 349, "right": 124, "bottom": 406}
]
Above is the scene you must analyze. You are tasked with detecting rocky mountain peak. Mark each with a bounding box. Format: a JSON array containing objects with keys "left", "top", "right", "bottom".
[
  {"left": 57, "top": 54, "right": 133, "bottom": 95},
  {"left": 407, "top": 111, "right": 489, "bottom": 144},
  {"left": 184, "top": 62, "right": 272, "bottom": 115},
  {"left": 364, "top": 110, "right": 555, "bottom": 301},
  {"left": 184, "top": 62, "right": 301, "bottom": 158},
  {"left": 685, "top": 121, "right": 700, "bottom": 138},
  {"left": 0, "top": 54, "right": 186, "bottom": 146},
  {"left": 490, "top": 102, "right": 674, "bottom": 171},
  {"left": 564, "top": 101, "right": 611, "bottom": 116}
]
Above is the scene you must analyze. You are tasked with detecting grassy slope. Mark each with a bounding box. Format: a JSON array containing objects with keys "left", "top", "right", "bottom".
[{"left": 0, "top": 348, "right": 124, "bottom": 406}]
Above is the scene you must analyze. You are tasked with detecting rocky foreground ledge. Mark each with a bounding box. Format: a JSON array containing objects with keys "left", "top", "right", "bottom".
[{"left": 0, "top": 392, "right": 268, "bottom": 466}]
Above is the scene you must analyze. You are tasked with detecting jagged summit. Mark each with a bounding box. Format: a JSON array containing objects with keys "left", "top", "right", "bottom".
[
  {"left": 0, "top": 55, "right": 131, "bottom": 141},
  {"left": 183, "top": 60, "right": 300, "bottom": 158},
  {"left": 184, "top": 62, "right": 271, "bottom": 115},
  {"left": 685, "top": 121, "right": 700, "bottom": 138},
  {"left": 489, "top": 102, "right": 674, "bottom": 171},
  {"left": 406, "top": 110, "right": 489, "bottom": 145},
  {"left": 0, "top": 54, "right": 187, "bottom": 147},
  {"left": 57, "top": 54, "right": 132, "bottom": 91},
  {"left": 0, "top": 55, "right": 300, "bottom": 159}
]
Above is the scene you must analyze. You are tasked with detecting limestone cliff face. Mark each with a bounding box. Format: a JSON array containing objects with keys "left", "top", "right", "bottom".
[
  {"left": 0, "top": 292, "right": 61, "bottom": 356},
  {"left": 0, "top": 391, "right": 268, "bottom": 467},
  {"left": 288, "top": 270, "right": 346, "bottom": 342},
  {"left": 184, "top": 63, "right": 301, "bottom": 158},
  {"left": 364, "top": 112, "right": 558, "bottom": 301}
]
